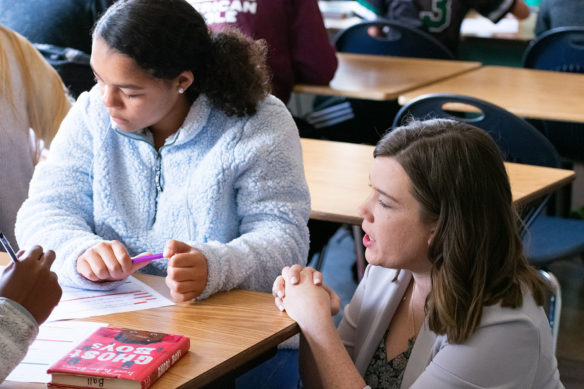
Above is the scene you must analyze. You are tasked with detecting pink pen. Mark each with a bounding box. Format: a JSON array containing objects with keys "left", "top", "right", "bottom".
[{"left": 131, "top": 253, "right": 165, "bottom": 263}]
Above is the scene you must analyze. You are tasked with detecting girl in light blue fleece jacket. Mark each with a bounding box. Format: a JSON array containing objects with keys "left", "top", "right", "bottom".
[{"left": 15, "top": 0, "right": 310, "bottom": 302}]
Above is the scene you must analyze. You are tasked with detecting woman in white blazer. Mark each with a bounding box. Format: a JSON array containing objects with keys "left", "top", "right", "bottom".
[{"left": 273, "top": 119, "right": 564, "bottom": 388}]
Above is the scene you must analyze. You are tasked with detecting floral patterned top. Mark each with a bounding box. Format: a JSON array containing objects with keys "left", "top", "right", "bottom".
[{"left": 363, "top": 332, "right": 416, "bottom": 389}]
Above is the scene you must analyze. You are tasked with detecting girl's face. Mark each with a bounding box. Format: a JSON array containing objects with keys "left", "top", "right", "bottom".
[
  {"left": 358, "top": 156, "right": 436, "bottom": 273},
  {"left": 90, "top": 37, "right": 191, "bottom": 136}
]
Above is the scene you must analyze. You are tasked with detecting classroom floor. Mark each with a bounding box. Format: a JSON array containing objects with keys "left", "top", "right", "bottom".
[{"left": 319, "top": 226, "right": 584, "bottom": 388}]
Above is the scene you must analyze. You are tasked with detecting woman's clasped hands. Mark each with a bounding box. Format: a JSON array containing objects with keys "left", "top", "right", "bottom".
[{"left": 272, "top": 265, "right": 340, "bottom": 329}]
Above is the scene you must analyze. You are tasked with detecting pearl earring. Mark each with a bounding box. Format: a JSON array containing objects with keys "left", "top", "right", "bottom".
[{"left": 178, "top": 88, "right": 184, "bottom": 94}]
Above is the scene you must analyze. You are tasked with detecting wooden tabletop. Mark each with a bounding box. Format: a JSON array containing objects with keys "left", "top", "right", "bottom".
[
  {"left": 302, "top": 138, "right": 575, "bottom": 225},
  {"left": 294, "top": 52, "right": 481, "bottom": 101},
  {"left": 398, "top": 66, "right": 584, "bottom": 123},
  {"left": 0, "top": 254, "right": 298, "bottom": 389}
]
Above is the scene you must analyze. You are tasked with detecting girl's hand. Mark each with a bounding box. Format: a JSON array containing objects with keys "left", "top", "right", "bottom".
[
  {"left": 164, "top": 240, "right": 208, "bottom": 302},
  {"left": 77, "top": 240, "right": 149, "bottom": 282}
]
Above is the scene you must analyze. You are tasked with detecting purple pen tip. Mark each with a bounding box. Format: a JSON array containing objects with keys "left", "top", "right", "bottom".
[{"left": 131, "top": 253, "right": 165, "bottom": 263}]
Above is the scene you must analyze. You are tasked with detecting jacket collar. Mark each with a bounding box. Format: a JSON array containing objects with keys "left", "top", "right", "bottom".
[{"left": 110, "top": 94, "right": 212, "bottom": 149}]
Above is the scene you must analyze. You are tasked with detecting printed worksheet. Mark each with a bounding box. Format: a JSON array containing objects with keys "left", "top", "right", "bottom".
[
  {"left": 0, "top": 264, "right": 174, "bottom": 321},
  {"left": 6, "top": 321, "right": 105, "bottom": 383},
  {"left": 47, "top": 276, "right": 174, "bottom": 322}
]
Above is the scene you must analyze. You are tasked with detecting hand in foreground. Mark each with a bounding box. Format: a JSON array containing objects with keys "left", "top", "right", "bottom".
[
  {"left": 0, "top": 246, "right": 62, "bottom": 325},
  {"left": 273, "top": 265, "right": 340, "bottom": 316},
  {"left": 164, "top": 240, "right": 208, "bottom": 302},
  {"left": 77, "top": 240, "right": 150, "bottom": 282}
]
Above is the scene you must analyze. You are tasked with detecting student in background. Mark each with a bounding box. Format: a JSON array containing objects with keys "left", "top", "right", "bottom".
[
  {"left": 0, "top": 0, "right": 111, "bottom": 55},
  {"left": 535, "top": 0, "right": 584, "bottom": 35},
  {"left": 189, "top": 0, "right": 337, "bottom": 104},
  {"left": 0, "top": 246, "right": 62, "bottom": 383},
  {"left": 0, "top": 0, "right": 114, "bottom": 97},
  {"left": 16, "top": 0, "right": 310, "bottom": 303},
  {"left": 0, "top": 25, "right": 71, "bottom": 250},
  {"left": 358, "top": 0, "right": 530, "bottom": 54},
  {"left": 274, "top": 119, "right": 563, "bottom": 388}
]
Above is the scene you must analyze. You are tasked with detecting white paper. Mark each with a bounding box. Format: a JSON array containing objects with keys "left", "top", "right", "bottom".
[
  {"left": 47, "top": 276, "right": 174, "bottom": 322},
  {"left": 6, "top": 321, "right": 105, "bottom": 383},
  {"left": 461, "top": 15, "right": 519, "bottom": 36}
]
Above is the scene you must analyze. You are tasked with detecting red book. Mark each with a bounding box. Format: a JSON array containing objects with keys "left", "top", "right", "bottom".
[{"left": 47, "top": 327, "right": 190, "bottom": 389}]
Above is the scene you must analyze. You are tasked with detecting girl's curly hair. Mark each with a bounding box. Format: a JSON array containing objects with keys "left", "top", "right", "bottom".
[{"left": 94, "top": 0, "right": 270, "bottom": 117}]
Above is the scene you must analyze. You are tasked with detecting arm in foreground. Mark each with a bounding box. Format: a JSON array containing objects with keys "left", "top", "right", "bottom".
[
  {"left": 280, "top": 268, "right": 365, "bottom": 388},
  {"left": 0, "top": 246, "right": 62, "bottom": 382}
]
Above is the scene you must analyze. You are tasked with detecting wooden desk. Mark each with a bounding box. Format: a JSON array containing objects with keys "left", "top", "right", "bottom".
[
  {"left": 398, "top": 66, "right": 584, "bottom": 123},
  {"left": 294, "top": 53, "right": 481, "bottom": 101},
  {"left": 302, "top": 138, "right": 575, "bottom": 225},
  {"left": 0, "top": 253, "right": 298, "bottom": 389}
]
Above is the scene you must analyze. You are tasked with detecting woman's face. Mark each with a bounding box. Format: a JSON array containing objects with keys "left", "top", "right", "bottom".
[
  {"left": 90, "top": 37, "right": 190, "bottom": 135},
  {"left": 359, "top": 156, "right": 436, "bottom": 273}
]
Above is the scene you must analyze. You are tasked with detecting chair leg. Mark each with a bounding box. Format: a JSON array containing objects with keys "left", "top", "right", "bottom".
[
  {"left": 313, "top": 243, "right": 329, "bottom": 271},
  {"left": 539, "top": 269, "right": 562, "bottom": 354},
  {"left": 352, "top": 225, "right": 366, "bottom": 281}
]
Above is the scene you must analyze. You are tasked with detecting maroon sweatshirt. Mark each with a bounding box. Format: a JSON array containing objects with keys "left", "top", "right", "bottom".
[{"left": 190, "top": 0, "right": 338, "bottom": 103}]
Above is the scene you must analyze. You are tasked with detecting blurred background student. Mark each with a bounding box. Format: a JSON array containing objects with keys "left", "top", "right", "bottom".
[
  {"left": 189, "top": 0, "right": 337, "bottom": 105},
  {"left": 0, "top": 25, "right": 71, "bottom": 250},
  {"left": 535, "top": 0, "right": 584, "bottom": 35},
  {"left": 357, "top": 0, "right": 530, "bottom": 55},
  {"left": 0, "top": 0, "right": 114, "bottom": 97}
]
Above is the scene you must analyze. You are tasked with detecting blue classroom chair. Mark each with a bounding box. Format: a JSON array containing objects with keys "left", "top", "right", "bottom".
[
  {"left": 523, "top": 27, "right": 584, "bottom": 73},
  {"left": 522, "top": 27, "right": 584, "bottom": 163},
  {"left": 393, "top": 93, "right": 584, "bottom": 269},
  {"left": 334, "top": 19, "right": 454, "bottom": 60}
]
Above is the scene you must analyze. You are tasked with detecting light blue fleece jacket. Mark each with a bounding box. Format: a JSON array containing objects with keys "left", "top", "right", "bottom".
[{"left": 15, "top": 88, "right": 310, "bottom": 299}]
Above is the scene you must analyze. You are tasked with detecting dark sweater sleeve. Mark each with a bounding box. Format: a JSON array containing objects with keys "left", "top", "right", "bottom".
[{"left": 288, "top": 0, "right": 338, "bottom": 85}]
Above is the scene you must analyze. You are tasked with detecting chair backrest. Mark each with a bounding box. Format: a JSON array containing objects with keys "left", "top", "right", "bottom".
[
  {"left": 393, "top": 93, "right": 562, "bottom": 233},
  {"left": 523, "top": 27, "right": 584, "bottom": 73},
  {"left": 393, "top": 93, "right": 561, "bottom": 168},
  {"left": 334, "top": 20, "right": 455, "bottom": 60}
]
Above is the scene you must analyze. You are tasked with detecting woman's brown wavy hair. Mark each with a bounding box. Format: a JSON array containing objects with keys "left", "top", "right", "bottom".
[
  {"left": 93, "top": 0, "right": 270, "bottom": 117},
  {"left": 374, "top": 119, "right": 547, "bottom": 343}
]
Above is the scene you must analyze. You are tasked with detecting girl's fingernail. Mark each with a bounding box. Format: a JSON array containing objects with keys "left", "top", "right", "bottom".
[
  {"left": 291, "top": 277, "right": 298, "bottom": 284},
  {"left": 313, "top": 277, "right": 322, "bottom": 285},
  {"left": 277, "top": 290, "right": 283, "bottom": 298}
]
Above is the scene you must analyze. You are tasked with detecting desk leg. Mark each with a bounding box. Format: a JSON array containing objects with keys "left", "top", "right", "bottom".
[{"left": 200, "top": 347, "right": 278, "bottom": 389}]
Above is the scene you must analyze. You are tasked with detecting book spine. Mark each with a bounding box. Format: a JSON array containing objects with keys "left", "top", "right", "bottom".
[{"left": 142, "top": 338, "right": 190, "bottom": 389}]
